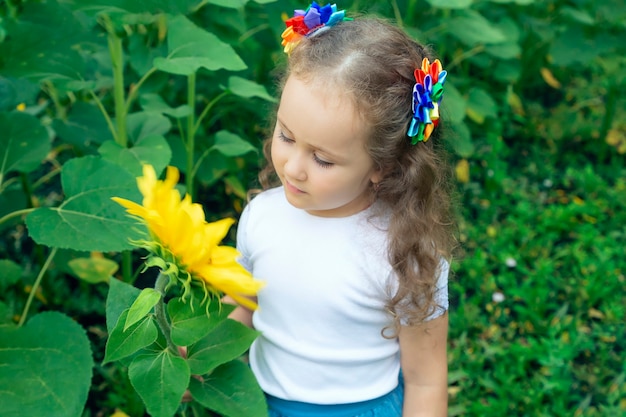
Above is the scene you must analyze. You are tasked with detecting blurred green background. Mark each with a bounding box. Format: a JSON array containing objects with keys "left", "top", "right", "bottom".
[{"left": 0, "top": 0, "right": 624, "bottom": 416}]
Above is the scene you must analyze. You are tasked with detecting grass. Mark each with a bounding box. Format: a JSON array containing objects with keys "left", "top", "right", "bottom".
[{"left": 447, "top": 141, "right": 625, "bottom": 416}]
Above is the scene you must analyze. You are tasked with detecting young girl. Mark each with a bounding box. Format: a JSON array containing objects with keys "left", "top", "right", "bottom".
[{"left": 231, "top": 4, "right": 455, "bottom": 416}]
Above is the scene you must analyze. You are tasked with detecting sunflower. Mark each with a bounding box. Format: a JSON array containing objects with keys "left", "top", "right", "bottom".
[{"left": 112, "top": 165, "right": 263, "bottom": 310}]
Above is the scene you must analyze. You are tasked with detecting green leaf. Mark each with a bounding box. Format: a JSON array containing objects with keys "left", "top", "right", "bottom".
[
  {"left": 227, "top": 76, "right": 277, "bottom": 102},
  {"left": 442, "top": 83, "right": 466, "bottom": 124},
  {"left": 560, "top": 6, "right": 595, "bottom": 25},
  {"left": 127, "top": 111, "right": 172, "bottom": 143},
  {"left": 0, "top": 111, "right": 50, "bottom": 179},
  {"left": 99, "top": 134, "right": 172, "bottom": 177},
  {"left": 466, "top": 88, "right": 498, "bottom": 124},
  {"left": 446, "top": 10, "right": 507, "bottom": 46},
  {"left": 450, "top": 121, "right": 475, "bottom": 158},
  {"left": 189, "top": 360, "right": 267, "bottom": 417},
  {"left": 224, "top": 175, "right": 247, "bottom": 200},
  {"left": 68, "top": 256, "right": 118, "bottom": 284},
  {"left": 0, "top": 259, "right": 22, "bottom": 291},
  {"left": 206, "top": 0, "right": 246, "bottom": 7},
  {"left": 169, "top": 297, "right": 235, "bottom": 346},
  {"left": 187, "top": 319, "right": 259, "bottom": 375},
  {"left": 128, "top": 350, "right": 190, "bottom": 417},
  {"left": 125, "top": 288, "right": 162, "bottom": 331},
  {"left": 550, "top": 29, "right": 617, "bottom": 67},
  {"left": 154, "top": 15, "right": 247, "bottom": 76},
  {"left": 52, "top": 102, "right": 114, "bottom": 150},
  {"left": 103, "top": 309, "right": 158, "bottom": 364},
  {"left": 211, "top": 130, "right": 258, "bottom": 157},
  {"left": 425, "top": 0, "right": 473, "bottom": 9},
  {"left": 140, "top": 93, "right": 192, "bottom": 118},
  {"left": 0, "top": 1, "right": 87, "bottom": 83},
  {"left": 25, "top": 156, "right": 144, "bottom": 252},
  {"left": 485, "top": 42, "right": 521, "bottom": 60},
  {"left": 0, "top": 312, "right": 93, "bottom": 417},
  {"left": 107, "top": 278, "right": 142, "bottom": 333},
  {"left": 65, "top": 0, "right": 202, "bottom": 15}
]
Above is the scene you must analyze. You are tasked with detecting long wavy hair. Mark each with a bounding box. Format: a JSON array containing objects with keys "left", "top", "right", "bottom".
[{"left": 259, "top": 17, "right": 456, "bottom": 331}]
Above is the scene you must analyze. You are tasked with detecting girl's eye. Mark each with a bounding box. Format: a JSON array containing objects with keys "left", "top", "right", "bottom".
[
  {"left": 278, "top": 130, "right": 333, "bottom": 168},
  {"left": 314, "top": 154, "right": 333, "bottom": 168},
  {"left": 278, "top": 131, "right": 294, "bottom": 143}
]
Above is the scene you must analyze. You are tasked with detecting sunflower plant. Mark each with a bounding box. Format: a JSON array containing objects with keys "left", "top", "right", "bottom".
[{"left": 105, "top": 165, "right": 266, "bottom": 417}]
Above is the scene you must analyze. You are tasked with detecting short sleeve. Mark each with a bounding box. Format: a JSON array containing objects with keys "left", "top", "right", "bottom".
[
  {"left": 395, "top": 258, "right": 449, "bottom": 325},
  {"left": 427, "top": 258, "right": 449, "bottom": 321},
  {"left": 236, "top": 203, "right": 252, "bottom": 273}
]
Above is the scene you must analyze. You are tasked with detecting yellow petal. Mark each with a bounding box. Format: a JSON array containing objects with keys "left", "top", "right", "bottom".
[{"left": 204, "top": 218, "right": 236, "bottom": 247}]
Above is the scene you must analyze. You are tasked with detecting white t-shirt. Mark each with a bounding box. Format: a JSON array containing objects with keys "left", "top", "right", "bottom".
[{"left": 236, "top": 187, "right": 448, "bottom": 404}]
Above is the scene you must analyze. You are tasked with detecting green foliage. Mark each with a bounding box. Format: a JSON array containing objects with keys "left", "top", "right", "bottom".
[
  {"left": 0, "top": 312, "right": 94, "bottom": 417},
  {"left": 1, "top": 0, "right": 275, "bottom": 415},
  {"left": 1, "top": 0, "right": 624, "bottom": 416}
]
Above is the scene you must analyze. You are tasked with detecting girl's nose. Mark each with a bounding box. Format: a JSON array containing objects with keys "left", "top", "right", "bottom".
[{"left": 283, "top": 151, "right": 307, "bottom": 181}]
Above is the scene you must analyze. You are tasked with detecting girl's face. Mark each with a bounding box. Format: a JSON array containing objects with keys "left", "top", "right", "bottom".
[{"left": 271, "top": 75, "right": 381, "bottom": 218}]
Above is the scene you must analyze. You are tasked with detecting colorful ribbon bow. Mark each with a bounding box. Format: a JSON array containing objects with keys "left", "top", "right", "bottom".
[
  {"left": 281, "top": 2, "right": 351, "bottom": 54},
  {"left": 408, "top": 58, "right": 447, "bottom": 144}
]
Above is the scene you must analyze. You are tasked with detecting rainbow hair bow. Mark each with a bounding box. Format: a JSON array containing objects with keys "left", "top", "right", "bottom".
[
  {"left": 408, "top": 58, "right": 447, "bottom": 144},
  {"left": 281, "top": 2, "right": 351, "bottom": 54}
]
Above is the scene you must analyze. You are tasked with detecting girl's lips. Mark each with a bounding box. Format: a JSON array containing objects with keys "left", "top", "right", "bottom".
[{"left": 285, "top": 180, "right": 305, "bottom": 194}]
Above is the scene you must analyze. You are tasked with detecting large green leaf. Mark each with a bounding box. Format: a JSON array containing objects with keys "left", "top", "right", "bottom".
[
  {"left": 106, "top": 278, "right": 142, "bottom": 333},
  {"left": 442, "top": 83, "right": 467, "bottom": 124},
  {"left": 168, "top": 297, "right": 235, "bottom": 347},
  {"left": 211, "top": 130, "right": 258, "bottom": 157},
  {"left": 99, "top": 134, "right": 172, "bottom": 177},
  {"left": 550, "top": 29, "right": 619, "bottom": 67},
  {"left": 0, "top": 77, "right": 39, "bottom": 112},
  {"left": 65, "top": 0, "right": 202, "bottom": 15},
  {"left": 0, "top": 0, "right": 87, "bottom": 82},
  {"left": 227, "top": 76, "right": 277, "bottom": 102},
  {"left": 446, "top": 10, "right": 507, "bottom": 46},
  {"left": 52, "top": 102, "right": 114, "bottom": 151},
  {"left": 103, "top": 309, "right": 159, "bottom": 364},
  {"left": 0, "top": 259, "right": 22, "bottom": 292},
  {"left": 25, "top": 156, "right": 144, "bottom": 252},
  {"left": 425, "top": 0, "right": 473, "bottom": 9},
  {"left": 466, "top": 87, "right": 499, "bottom": 124},
  {"left": 189, "top": 360, "right": 267, "bottom": 417},
  {"left": 154, "top": 15, "right": 247, "bottom": 76},
  {"left": 139, "top": 93, "right": 192, "bottom": 119},
  {"left": 186, "top": 319, "right": 259, "bottom": 375},
  {"left": 0, "top": 312, "right": 93, "bottom": 417},
  {"left": 0, "top": 111, "right": 50, "bottom": 180},
  {"left": 128, "top": 350, "right": 190, "bottom": 417},
  {"left": 205, "top": 0, "right": 246, "bottom": 8},
  {"left": 127, "top": 111, "right": 172, "bottom": 144},
  {"left": 450, "top": 120, "right": 475, "bottom": 158}
]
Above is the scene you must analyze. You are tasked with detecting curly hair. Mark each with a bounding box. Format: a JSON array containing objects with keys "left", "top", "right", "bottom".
[{"left": 259, "top": 17, "right": 456, "bottom": 331}]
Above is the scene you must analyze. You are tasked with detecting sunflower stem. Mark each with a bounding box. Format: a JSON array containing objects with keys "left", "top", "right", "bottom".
[
  {"left": 18, "top": 247, "right": 57, "bottom": 327},
  {"left": 186, "top": 73, "right": 197, "bottom": 200},
  {"left": 154, "top": 272, "right": 178, "bottom": 354}
]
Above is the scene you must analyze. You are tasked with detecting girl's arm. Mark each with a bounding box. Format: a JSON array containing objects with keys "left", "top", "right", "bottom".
[
  {"left": 399, "top": 312, "right": 448, "bottom": 417},
  {"left": 222, "top": 295, "right": 256, "bottom": 328}
]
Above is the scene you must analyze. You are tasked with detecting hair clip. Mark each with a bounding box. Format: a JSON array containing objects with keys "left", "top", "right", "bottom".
[
  {"left": 408, "top": 58, "right": 447, "bottom": 144},
  {"left": 281, "top": 2, "right": 351, "bottom": 54}
]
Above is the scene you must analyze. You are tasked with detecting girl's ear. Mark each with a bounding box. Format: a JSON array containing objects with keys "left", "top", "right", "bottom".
[{"left": 370, "top": 169, "right": 382, "bottom": 186}]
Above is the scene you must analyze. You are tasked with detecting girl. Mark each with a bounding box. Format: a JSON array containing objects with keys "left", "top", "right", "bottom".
[{"left": 231, "top": 4, "right": 455, "bottom": 417}]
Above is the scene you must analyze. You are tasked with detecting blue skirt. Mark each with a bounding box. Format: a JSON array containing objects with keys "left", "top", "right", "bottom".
[{"left": 266, "top": 379, "right": 403, "bottom": 417}]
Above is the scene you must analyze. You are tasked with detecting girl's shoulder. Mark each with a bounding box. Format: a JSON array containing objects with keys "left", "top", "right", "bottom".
[
  {"left": 246, "top": 187, "right": 285, "bottom": 210},
  {"left": 242, "top": 187, "right": 290, "bottom": 220}
]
